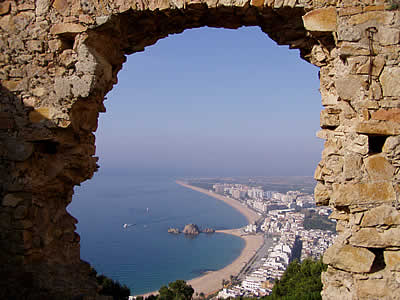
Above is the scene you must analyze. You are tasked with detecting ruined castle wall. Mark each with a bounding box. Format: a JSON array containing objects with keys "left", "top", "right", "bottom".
[{"left": 0, "top": 0, "right": 399, "bottom": 299}]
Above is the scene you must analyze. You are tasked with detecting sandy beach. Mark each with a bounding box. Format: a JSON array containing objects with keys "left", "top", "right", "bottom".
[
  {"left": 175, "top": 181, "right": 260, "bottom": 224},
  {"left": 176, "top": 181, "right": 264, "bottom": 296},
  {"left": 137, "top": 181, "right": 264, "bottom": 297}
]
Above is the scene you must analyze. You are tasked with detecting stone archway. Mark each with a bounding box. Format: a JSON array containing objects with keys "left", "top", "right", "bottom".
[{"left": 1, "top": 1, "right": 400, "bottom": 299}]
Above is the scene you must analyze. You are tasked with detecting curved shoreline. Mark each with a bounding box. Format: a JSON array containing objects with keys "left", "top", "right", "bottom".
[
  {"left": 177, "top": 181, "right": 264, "bottom": 295},
  {"left": 137, "top": 181, "right": 264, "bottom": 297},
  {"left": 175, "top": 181, "right": 260, "bottom": 224}
]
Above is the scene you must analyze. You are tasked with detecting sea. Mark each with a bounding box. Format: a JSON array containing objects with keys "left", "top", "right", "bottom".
[{"left": 68, "top": 171, "right": 247, "bottom": 295}]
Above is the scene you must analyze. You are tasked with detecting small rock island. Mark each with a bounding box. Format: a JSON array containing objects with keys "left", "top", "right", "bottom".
[
  {"left": 168, "top": 223, "right": 215, "bottom": 236},
  {"left": 167, "top": 228, "right": 180, "bottom": 234}
]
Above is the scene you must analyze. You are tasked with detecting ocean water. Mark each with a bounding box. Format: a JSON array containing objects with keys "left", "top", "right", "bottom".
[{"left": 68, "top": 172, "right": 247, "bottom": 295}]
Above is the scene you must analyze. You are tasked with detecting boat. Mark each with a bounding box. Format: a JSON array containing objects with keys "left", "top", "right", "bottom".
[{"left": 123, "top": 223, "right": 136, "bottom": 229}]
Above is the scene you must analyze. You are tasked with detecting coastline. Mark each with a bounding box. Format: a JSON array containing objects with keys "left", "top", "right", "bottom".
[
  {"left": 136, "top": 181, "right": 264, "bottom": 297},
  {"left": 175, "top": 181, "right": 260, "bottom": 224},
  {"left": 176, "top": 181, "right": 264, "bottom": 295}
]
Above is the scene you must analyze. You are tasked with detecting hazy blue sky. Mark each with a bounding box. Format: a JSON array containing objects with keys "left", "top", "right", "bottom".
[{"left": 95, "top": 26, "right": 323, "bottom": 176}]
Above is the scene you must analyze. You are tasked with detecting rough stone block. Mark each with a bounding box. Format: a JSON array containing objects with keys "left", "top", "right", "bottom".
[
  {"left": 348, "top": 11, "right": 393, "bottom": 25},
  {"left": 0, "top": 2, "right": 11, "bottom": 15},
  {"left": 2, "top": 194, "right": 24, "bottom": 207},
  {"left": 356, "top": 278, "right": 388, "bottom": 299},
  {"left": 323, "top": 243, "right": 375, "bottom": 273},
  {"left": 356, "top": 55, "right": 384, "bottom": 77},
  {"left": 29, "top": 107, "right": 51, "bottom": 123},
  {"left": 335, "top": 75, "right": 363, "bottom": 101},
  {"left": 371, "top": 108, "right": 400, "bottom": 123},
  {"left": 302, "top": 7, "right": 337, "bottom": 32},
  {"left": 52, "top": 0, "right": 70, "bottom": 15},
  {"left": 344, "top": 133, "right": 368, "bottom": 155},
  {"left": 365, "top": 154, "right": 394, "bottom": 180},
  {"left": 377, "top": 27, "right": 400, "bottom": 45},
  {"left": 384, "top": 250, "right": 400, "bottom": 271},
  {"left": 337, "top": 26, "right": 362, "bottom": 42},
  {"left": 2, "top": 80, "right": 26, "bottom": 92},
  {"left": 5, "top": 139, "right": 34, "bottom": 161},
  {"left": 362, "top": 204, "right": 400, "bottom": 227},
  {"left": 350, "top": 227, "right": 400, "bottom": 247},
  {"left": 339, "top": 6, "right": 362, "bottom": 16},
  {"left": 320, "top": 109, "right": 340, "bottom": 128},
  {"left": 344, "top": 154, "right": 362, "bottom": 180},
  {"left": 356, "top": 121, "right": 400, "bottom": 136},
  {"left": 250, "top": 0, "right": 264, "bottom": 7},
  {"left": 380, "top": 67, "right": 400, "bottom": 97},
  {"left": 50, "top": 23, "right": 86, "bottom": 35},
  {"left": 331, "top": 182, "right": 396, "bottom": 206},
  {"left": 314, "top": 182, "right": 330, "bottom": 205}
]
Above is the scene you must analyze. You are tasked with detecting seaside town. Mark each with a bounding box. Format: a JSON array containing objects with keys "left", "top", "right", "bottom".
[{"left": 204, "top": 182, "right": 337, "bottom": 298}]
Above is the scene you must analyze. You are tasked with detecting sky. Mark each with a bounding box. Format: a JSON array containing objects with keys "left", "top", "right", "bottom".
[{"left": 95, "top": 26, "right": 324, "bottom": 177}]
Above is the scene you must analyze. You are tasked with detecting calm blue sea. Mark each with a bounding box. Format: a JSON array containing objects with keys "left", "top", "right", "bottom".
[{"left": 68, "top": 172, "right": 247, "bottom": 295}]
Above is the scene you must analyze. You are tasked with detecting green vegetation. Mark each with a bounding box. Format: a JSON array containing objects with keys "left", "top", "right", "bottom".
[
  {"left": 263, "top": 259, "right": 327, "bottom": 300},
  {"left": 90, "top": 267, "right": 130, "bottom": 300},
  {"left": 303, "top": 210, "right": 336, "bottom": 233},
  {"left": 145, "top": 280, "right": 194, "bottom": 300}
]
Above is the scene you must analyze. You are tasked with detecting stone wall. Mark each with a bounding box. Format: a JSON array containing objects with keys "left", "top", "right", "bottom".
[{"left": 0, "top": 0, "right": 399, "bottom": 299}]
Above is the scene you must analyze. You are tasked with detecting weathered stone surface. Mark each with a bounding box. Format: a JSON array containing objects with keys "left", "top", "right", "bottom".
[
  {"left": 361, "top": 205, "right": 400, "bottom": 227},
  {"left": 344, "top": 154, "right": 362, "bottom": 180},
  {"left": 2, "top": 1, "right": 400, "bottom": 299},
  {"left": 52, "top": 0, "right": 70, "bottom": 15},
  {"left": 337, "top": 25, "right": 362, "bottom": 42},
  {"left": 344, "top": 133, "right": 368, "bottom": 155},
  {"left": 348, "top": 11, "right": 393, "bottom": 26},
  {"left": 0, "top": 2, "right": 11, "bottom": 15},
  {"left": 356, "top": 121, "right": 400, "bottom": 136},
  {"left": 356, "top": 278, "right": 388, "bottom": 299},
  {"left": 323, "top": 243, "right": 375, "bottom": 273},
  {"left": 356, "top": 56, "right": 384, "bottom": 77},
  {"left": 331, "top": 182, "right": 396, "bottom": 207},
  {"left": 384, "top": 250, "right": 400, "bottom": 271},
  {"left": 365, "top": 154, "right": 394, "bottom": 181},
  {"left": 380, "top": 67, "right": 400, "bottom": 97},
  {"left": 50, "top": 23, "right": 87, "bottom": 35},
  {"left": 350, "top": 227, "right": 400, "bottom": 247},
  {"left": 320, "top": 109, "right": 340, "bottom": 128},
  {"left": 29, "top": 107, "right": 51, "bottom": 123},
  {"left": 335, "top": 75, "right": 363, "bottom": 101},
  {"left": 371, "top": 108, "right": 400, "bottom": 123},
  {"left": 314, "top": 181, "right": 330, "bottom": 206},
  {"left": 2, "top": 194, "right": 24, "bottom": 207},
  {"left": 377, "top": 27, "right": 400, "bottom": 46},
  {"left": 5, "top": 139, "right": 34, "bottom": 161},
  {"left": 302, "top": 8, "right": 337, "bottom": 32}
]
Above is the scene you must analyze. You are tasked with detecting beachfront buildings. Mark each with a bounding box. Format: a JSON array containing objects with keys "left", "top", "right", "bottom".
[{"left": 212, "top": 183, "right": 337, "bottom": 298}]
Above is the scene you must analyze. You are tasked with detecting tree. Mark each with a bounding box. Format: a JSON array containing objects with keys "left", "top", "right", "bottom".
[
  {"left": 158, "top": 280, "right": 194, "bottom": 300},
  {"left": 263, "top": 258, "right": 327, "bottom": 300},
  {"left": 96, "top": 274, "right": 130, "bottom": 300}
]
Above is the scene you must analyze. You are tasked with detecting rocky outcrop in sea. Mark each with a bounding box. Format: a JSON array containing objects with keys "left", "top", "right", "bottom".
[
  {"left": 183, "top": 224, "right": 200, "bottom": 235},
  {"left": 167, "top": 224, "right": 215, "bottom": 236}
]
